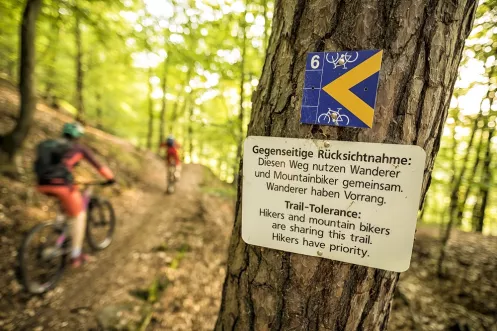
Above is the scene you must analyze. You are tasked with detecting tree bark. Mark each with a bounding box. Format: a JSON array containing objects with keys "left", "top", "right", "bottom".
[
  {"left": 0, "top": 0, "right": 43, "bottom": 171},
  {"left": 75, "top": 9, "right": 85, "bottom": 123},
  {"left": 158, "top": 56, "right": 169, "bottom": 151},
  {"left": 146, "top": 66, "right": 154, "bottom": 150},
  {"left": 233, "top": 5, "right": 248, "bottom": 186},
  {"left": 215, "top": 0, "right": 477, "bottom": 329}
]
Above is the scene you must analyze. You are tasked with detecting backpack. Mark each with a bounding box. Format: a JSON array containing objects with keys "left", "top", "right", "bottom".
[{"left": 34, "top": 139, "right": 72, "bottom": 184}]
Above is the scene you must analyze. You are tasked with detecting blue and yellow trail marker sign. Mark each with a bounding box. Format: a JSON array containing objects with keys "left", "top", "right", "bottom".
[{"left": 300, "top": 50, "right": 383, "bottom": 128}]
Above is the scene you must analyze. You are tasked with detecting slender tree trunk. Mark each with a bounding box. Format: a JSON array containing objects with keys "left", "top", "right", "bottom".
[
  {"left": 44, "top": 7, "right": 60, "bottom": 108},
  {"left": 75, "top": 11, "right": 84, "bottom": 123},
  {"left": 215, "top": 0, "right": 477, "bottom": 329},
  {"left": 169, "top": 95, "right": 181, "bottom": 135},
  {"left": 158, "top": 56, "right": 169, "bottom": 151},
  {"left": 451, "top": 69, "right": 494, "bottom": 226},
  {"left": 471, "top": 104, "right": 492, "bottom": 230},
  {"left": 188, "top": 102, "right": 193, "bottom": 161},
  {"left": 180, "top": 95, "right": 190, "bottom": 149},
  {"left": 146, "top": 66, "right": 154, "bottom": 150},
  {"left": 232, "top": 6, "right": 248, "bottom": 185},
  {"left": 438, "top": 112, "right": 459, "bottom": 277},
  {"left": 0, "top": 0, "right": 43, "bottom": 172},
  {"left": 473, "top": 110, "right": 495, "bottom": 232},
  {"left": 179, "top": 66, "right": 193, "bottom": 148},
  {"left": 449, "top": 108, "right": 484, "bottom": 227},
  {"left": 96, "top": 92, "right": 103, "bottom": 130}
]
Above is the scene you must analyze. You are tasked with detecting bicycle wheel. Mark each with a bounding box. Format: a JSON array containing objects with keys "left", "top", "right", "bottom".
[
  {"left": 18, "top": 223, "right": 68, "bottom": 294},
  {"left": 86, "top": 198, "right": 115, "bottom": 250},
  {"left": 318, "top": 113, "right": 330, "bottom": 124},
  {"left": 167, "top": 166, "right": 176, "bottom": 194},
  {"left": 338, "top": 114, "right": 350, "bottom": 125}
]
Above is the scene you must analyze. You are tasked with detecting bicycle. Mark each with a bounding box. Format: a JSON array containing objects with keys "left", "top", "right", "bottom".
[
  {"left": 318, "top": 108, "right": 350, "bottom": 125},
  {"left": 18, "top": 181, "right": 116, "bottom": 294}
]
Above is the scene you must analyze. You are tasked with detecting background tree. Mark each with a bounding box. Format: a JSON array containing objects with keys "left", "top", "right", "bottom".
[
  {"left": 215, "top": 0, "right": 477, "bottom": 329},
  {"left": 0, "top": 0, "right": 43, "bottom": 173}
]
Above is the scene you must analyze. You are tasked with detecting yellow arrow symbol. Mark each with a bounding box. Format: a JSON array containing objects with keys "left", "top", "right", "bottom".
[{"left": 322, "top": 50, "right": 383, "bottom": 127}]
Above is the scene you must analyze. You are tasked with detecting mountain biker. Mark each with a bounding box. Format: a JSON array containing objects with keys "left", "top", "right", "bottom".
[
  {"left": 34, "top": 122, "right": 115, "bottom": 268},
  {"left": 160, "top": 135, "right": 181, "bottom": 180}
]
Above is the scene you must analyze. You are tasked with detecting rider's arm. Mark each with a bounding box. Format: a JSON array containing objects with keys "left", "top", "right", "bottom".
[{"left": 79, "top": 145, "right": 114, "bottom": 180}]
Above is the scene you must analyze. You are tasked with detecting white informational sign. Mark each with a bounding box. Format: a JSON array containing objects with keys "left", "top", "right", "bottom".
[{"left": 242, "top": 136, "right": 427, "bottom": 272}]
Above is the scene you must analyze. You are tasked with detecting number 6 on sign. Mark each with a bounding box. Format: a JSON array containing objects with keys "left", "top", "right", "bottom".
[{"left": 311, "top": 55, "right": 320, "bottom": 69}]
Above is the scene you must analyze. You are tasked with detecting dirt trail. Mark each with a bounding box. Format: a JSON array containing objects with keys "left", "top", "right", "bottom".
[{"left": 0, "top": 164, "right": 229, "bottom": 330}]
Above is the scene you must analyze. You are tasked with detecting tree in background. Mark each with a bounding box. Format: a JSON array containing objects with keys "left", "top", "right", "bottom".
[
  {"left": 74, "top": 2, "right": 84, "bottom": 123},
  {"left": 423, "top": 0, "right": 497, "bottom": 249},
  {"left": 0, "top": 0, "right": 43, "bottom": 174},
  {"left": 215, "top": 0, "right": 477, "bottom": 329}
]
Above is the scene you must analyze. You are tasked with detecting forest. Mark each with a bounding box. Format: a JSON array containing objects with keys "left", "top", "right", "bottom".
[{"left": 0, "top": 0, "right": 496, "bottom": 330}]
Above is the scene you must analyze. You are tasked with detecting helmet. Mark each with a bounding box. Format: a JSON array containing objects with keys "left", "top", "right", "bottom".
[
  {"left": 166, "top": 135, "right": 174, "bottom": 147},
  {"left": 62, "top": 122, "right": 85, "bottom": 139}
]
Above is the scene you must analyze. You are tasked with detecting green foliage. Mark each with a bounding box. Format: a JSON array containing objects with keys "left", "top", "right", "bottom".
[
  {"left": 3, "top": 0, "right": 492, "bottom": 233},
  {"left": 423, "top": 0, "right": 497, "bottom": 235},
  {"left": 0, "top": 0, "right": 273, "bottom": 183}
]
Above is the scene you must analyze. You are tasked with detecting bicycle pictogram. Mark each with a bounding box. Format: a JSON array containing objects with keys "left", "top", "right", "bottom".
[
  {"left": 326, "top": 52, "right": 359, "bottom": 69},
  {"left": 318, "top": 108, "right": 350, "bottom": 125}
]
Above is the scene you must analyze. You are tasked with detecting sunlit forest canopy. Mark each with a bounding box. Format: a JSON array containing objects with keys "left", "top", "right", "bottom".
[
  {"left": 0, "top": 0, "right": 495, "bottom": 234},
  {"left": 423, "top": 0, "right": 497, "bottom": 235},
  {"left": 0, "top": 0, "right": 272, "bottom": 183}
]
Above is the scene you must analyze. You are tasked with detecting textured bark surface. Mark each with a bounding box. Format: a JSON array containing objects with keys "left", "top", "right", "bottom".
[
  {"left": 215, "top": 0, "right": 477, "bottom": 330},
  {"left": 0, "top": 0, "right": 42, "bottom": 165},
  {"left": 233, "top": 17, "right": 248, "bottom": 185}
]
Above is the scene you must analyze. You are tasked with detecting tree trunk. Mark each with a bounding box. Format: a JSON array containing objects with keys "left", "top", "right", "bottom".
[
  {"left": 169, "top": 95, "right": 181, "bottom": 135},
  {"left": 96, "top": 92, "right": 103, "bottom": 130},
  {"left": 438, "top": 110, "right": 459, "bottom": 277},
  {"left": 447, "top": 109, "right": 475, "bottom": 226},
  {"left": 187, "top": 102, "right": 193, "bottom": 161},
  {"left": 75, "top": 10, "right": 84, "bottom": 123},
  {"left": 232, "top": 6, "right": 248, "bottom": 186},
  {"left": 44, "top": 6, "right": 60, "bottom": 108},
  {"left": 473, "top": 112, "right": 495, "bottom": 232},
  {"left": 158, "top": 56, "right": 169, "bottom": 151},
  {"left": 0, "top": 0, "right": 43, "bottom": 172},
  {"left": 450, "top": 67, "right": 493, "bottom": 227},
  {"left": 470, "top": 101, "right": 493, "bottom": 231},
  {"left": 215, "top": 0, "right": 477, "bottom": 329},
  {"left": 146, "top": 66, "right": 154, "bottom": 150}
]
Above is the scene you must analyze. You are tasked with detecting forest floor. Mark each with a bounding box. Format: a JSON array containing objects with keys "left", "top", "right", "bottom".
[{"left": 0, "top": 80, "right": 496, "bottom": 331}]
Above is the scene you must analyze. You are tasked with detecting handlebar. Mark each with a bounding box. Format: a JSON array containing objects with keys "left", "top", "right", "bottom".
[{"left": 75, "top": 180, "right": 122, "bottom": 195}]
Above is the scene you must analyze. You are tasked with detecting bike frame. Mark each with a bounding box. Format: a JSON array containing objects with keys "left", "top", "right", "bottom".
[{"left": 53, "top": 184, "right": 98, "bottom": 248}]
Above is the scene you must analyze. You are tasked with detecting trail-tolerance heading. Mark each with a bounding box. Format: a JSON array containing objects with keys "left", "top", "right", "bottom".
[{"left": 252, "top": 145, "right": 410, "bottom": 165}]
